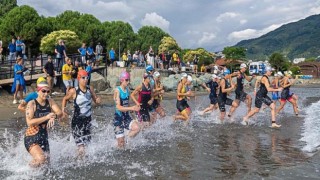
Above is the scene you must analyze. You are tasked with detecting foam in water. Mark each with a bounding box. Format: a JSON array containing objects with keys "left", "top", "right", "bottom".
[{"left": 300, "top": 100, "right": 320, "bottom": 153}]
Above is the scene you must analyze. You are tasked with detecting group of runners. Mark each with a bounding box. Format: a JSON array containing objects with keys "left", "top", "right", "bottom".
[{"left": 19, "top": 64, "right": 299, "bottom": 168}]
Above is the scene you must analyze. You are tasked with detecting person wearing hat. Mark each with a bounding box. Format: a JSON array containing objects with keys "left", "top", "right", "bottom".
[
  {"left": 270, "top": 72, "right": 284, "bottom": 104},
  {"left": 242, "top": 67, "right": 282, "bottom": 128},
  {"left": 199, "top": 74, "right": 220, "bottom": 115},
  {"left": 151, "top": 71, "right": 166, "bottom": 119},
  {"left": 173, "top": 73, "right": 194, "bottom": 123},
  {"left": 113, "top": 71, "right": 140, "bottom": 148},
  {"left": 217, "top": 70, "right": 238, "bottom": 121},
  {"left": 18, "top": 77, "right": 46, "bottom": 112},
  {"left": 131, "top": 72, "right": 154, "bottom": 127},
  {"left": 24, "top": 80, "right": 62, "bottom": 167},
  {"left": 275, "top": 70, "right": 299, "bottom": 116},
  {"left": 61, "top": 69, "right": 101, "bottom": 158},
  {"left": 233, "top": 63, "right": 255, "bottom": 115}
]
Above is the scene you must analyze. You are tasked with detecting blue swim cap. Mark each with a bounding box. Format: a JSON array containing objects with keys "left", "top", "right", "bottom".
[{"left": 146, "top": 65, "right": 154, "bottom": 73}]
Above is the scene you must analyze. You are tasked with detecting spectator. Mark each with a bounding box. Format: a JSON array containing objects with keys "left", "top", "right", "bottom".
[
  {"left": 15, "top": 36, "right": 23, "bottom": 58},
  {"left": 12, "top": 57, "right": 26, "bottom": 104},
  {"left": 78, "top": 43, "right": 87, "bottom": 68},
  {"left": 172, "top": 51, "right": 179, "bottom": 68},
  {"left": 147, "top": 49, "right": 155, "bottom": 67},
  {"left": 122, "top": 52, "right": 128, "bottom": 67},
  {"left": 62, "top": 58, "right": 74, "bottom": 94},
  {"left": 139, "top": 51, "right": 145, "bottom": 67},
  {"left": 21, "top": 42, "right": 27, "bottom": 61},
  {"left": 55, "top": 39, "right": 67, "bottom": 73},
  {"left": 127, "top": 50, "right": 132, "bottom": 67},
  {"left": 85, "top": 60, "right": 93, "bottom": 85},
  {"left": 200, "top": 64, "right": 206, "bottom": 73},
  {"left": 72, "top": 60, "right": 82, "bottom": 88},
  {"left": 165, "top": 51, "right": 171, "bottom": 69},
  {"left": 193, "top": 55, "right": 199, "bottom": 74},
  {"left": 43, "top": 56, "right": 55, "bottom": 93},
  {"left": 95, "top": 42, "right": 103, "bottom": 62},
  {"left": 109, "top": 47, "right": 116, "bottom": 68},
  {"left": 8, "top": 38, "right": 16, "bottom": 62},
  {"left": 87, "top": 43, "right": 95, "bottom": 66},
  {"left": 156, "top": 55, "right": 163, "bottom": 69},
  {"left": 132, "top": 51, "right": 139, "bottom": 67}
]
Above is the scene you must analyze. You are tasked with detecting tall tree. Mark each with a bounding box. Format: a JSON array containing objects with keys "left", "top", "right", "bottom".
[
  {"left": 0, "top": 0, "right": 17, "bottom": 17},
  {"left": 222, "top": 46, "right": 246, "bottom": 60},
  {"left": 136, "top": 26, "right": 169, "bottom": 53},
  {"left": 0, "top": 5, "right": 41, "bottom": 55},
  {"left": 158, "top": 36, "right": 180, "bottom": 53},
  {"left": 269, "top": 52, "right": 290, "bottom": 71}
]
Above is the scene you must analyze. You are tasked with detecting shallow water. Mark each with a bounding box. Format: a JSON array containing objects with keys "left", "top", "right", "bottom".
[{"left": 0, "top": 87, "right": 320, "bottom": 179}]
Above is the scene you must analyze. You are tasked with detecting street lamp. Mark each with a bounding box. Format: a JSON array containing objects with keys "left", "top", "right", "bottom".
[{"left": 118, "top": 39, "right": 122, "bottom": 61}]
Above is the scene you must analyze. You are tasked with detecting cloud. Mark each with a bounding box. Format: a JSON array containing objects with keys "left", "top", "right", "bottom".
[
  {"left": 140, "top": 12, "right": 170, "bottom": 33},
  {"left": 216, "top": 12, "right": 239, "bottom": 22},
  {"left": 240, "top": 19, "right": 247, "bottom": 24},
  {"left": 198, "top": 32, "right": 216, "bottom": 46},
  {"left": 228, "top": 23, "right": 282, "bottom": 42}
]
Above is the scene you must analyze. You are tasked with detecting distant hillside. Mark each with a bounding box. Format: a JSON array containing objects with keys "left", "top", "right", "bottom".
[{"left": 235, "top": 14, "right": 320, "bottom": 60}]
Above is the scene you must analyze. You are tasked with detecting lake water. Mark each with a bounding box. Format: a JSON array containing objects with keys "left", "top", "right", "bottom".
[{"left": 0, "top": 87, "right": 320, "bottom": 179}]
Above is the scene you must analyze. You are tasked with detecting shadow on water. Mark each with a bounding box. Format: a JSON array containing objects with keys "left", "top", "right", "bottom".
[{"left": 0, "top": 87, "right": 319, "bottom": 179}]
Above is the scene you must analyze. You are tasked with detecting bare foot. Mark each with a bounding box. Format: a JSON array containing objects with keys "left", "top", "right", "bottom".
[
  {"left": 241, "top": 117, "right": 249, "bottom": 125},
  {"left": 271, "top": 123, "right": 281, "bottom": 128}
]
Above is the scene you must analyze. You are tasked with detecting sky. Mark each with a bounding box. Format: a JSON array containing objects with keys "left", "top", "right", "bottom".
[{"left": 18, "top": 0, "right": 320, "bottom": 52}]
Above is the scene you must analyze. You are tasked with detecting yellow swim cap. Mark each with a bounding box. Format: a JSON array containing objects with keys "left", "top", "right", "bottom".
[{"left": 36, "top": 77, "right": 46, "bottom": 85}]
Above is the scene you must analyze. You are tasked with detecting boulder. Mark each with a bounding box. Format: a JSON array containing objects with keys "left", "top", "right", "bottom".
[
  {"left": 130, "top": 77, "right": 143, "bottom": 90},
  {"left": 90, "top": 72, "right": 107, "bottom": 92},
  {"left": 105, "top": 75, "right": 119, "bottom": 89},
  {"left": 162, "top": 76, "right": 179, "bottom": 91}
]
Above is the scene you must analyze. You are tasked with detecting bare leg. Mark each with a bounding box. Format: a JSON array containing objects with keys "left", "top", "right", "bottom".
[
  {"left": 128, "top": 121, "right": 140, "bottom": 138},
  {"left": 77, "top": 145, "right": 85, "bottom": 159},
  {"left": 275, "top": 100, "right": 286, "bottom": 115},
  {"left": 228, "top": 101, "right": 239, "bottom": 117},
  {"left": 270, "top": 103, "right": 281, "bottom": 128},
  {"left": 117, "top": 137, "right": 125, "bottom": 149},
  {"left": 29, "top": 145, "right": 47, "bottom": 167},
  {"left": 246, "top": 95, "right": 252, "bottom": 113},
  {"left": 288, "top": 98, "right": 298, "bottom": 115}
]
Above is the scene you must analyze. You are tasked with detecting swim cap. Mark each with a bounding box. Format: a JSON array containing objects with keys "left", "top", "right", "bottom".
[
  {"left": 36, "top": 77, "right": 46, "bottom": 85},
  {"left": 180, "top": 73, "right": 188, "bottom": 80},
  {"left": 153, "top": 71, "right": 160, "bottom": 78},
  {"left": 187, "top": 75, "right": 193, "bottom": 82},
  {"left": 212, "top": 74, "right": 218, "bottom": 79},
  {"left": 265, "top": 66, "right": 273, "bottom": 72},
  {"left": 77, "top": 69, "right": 88, "bottom": 80},
  {"left": 37, "top": 81, "right": 49, "bottom": 91},
  {"left": 143, "top": 73, "right": 152, "bottom": 79},
  {"left": 119, "top": 71, "right": 130, "bottom": 82},
  {"left": 240, "top": 63, "right": 247, "bottom": 69},
  {"left": 146, "top": 65, "right": 154, "bottom": 73},
  {"left": 277, "top": 72, "right": 284, "bottom": 77}
]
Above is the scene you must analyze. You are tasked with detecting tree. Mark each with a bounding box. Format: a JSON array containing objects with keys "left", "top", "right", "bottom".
[
  {"left": 222, "top": 46, "right": 246, "bottom": 60},
  {"left": 269, "top": 52, "right": 290, "bottom": 71},
  {"left": 183, "top": 48, "right": 214, "bottom": 66},
  {"left": 40, "top": 30, "right": 81, "bottom": 55},
  {"left": 102, "top": 21, "right": 136, "bottom": 58},
  {"left": 136, "top": 26, "right": 169, "bottom": 53},
  {"left": 0, "top": 0, "right": 17, "bottom": 17},
  {"left": 158, "top": 36, "right": 181, "bottom": 53},
  {"left": 0, "top": 5, "right": 41, "bottom": 56}
]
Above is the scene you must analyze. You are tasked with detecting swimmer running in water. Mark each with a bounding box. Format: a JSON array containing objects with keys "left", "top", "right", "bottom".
[
  {"left": 199, "top": 74, "right": 220, "bottom": 115},
  {"left": 24, "top": 80, "right": 62, "bottom": 167},
  {"left": 242, "top": 67, "right": 283, "bottom": 128}
]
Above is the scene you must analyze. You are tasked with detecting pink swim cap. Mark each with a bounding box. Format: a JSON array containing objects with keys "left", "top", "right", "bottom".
[{"left": 119, "top": 71, "right": 130, "bottom": 82}]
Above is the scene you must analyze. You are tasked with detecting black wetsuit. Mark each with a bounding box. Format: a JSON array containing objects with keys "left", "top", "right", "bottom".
[
  {"left": 138, "top": 83, "right": 152, "bottom": 122},
  {"left": 24, "top": 99, "right": 51, "bottom": 152},
  {"left": 235, "top": 72, "right": 248, "bottom": 101},
  {"left": 206, "top": 80, "right": 219, "bottom": 105},
  {"left": 218, "top": 78, "right": 233, "bottom": 112},
  {"left": 280, "top": 79, "right": 293, "bottom": 101},
  {"left": 255, "top": 75, "right": 272, "bottom": 108}
]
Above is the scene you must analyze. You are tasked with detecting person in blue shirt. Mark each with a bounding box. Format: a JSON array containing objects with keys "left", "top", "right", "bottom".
[
  {"left": 15, "top": 36, "right": 23, "bottom": 58},
  {"left": 8, "top": 38, "right": 16, "bottom": 62},
  {"left": 78, "top": 43, "right": 87, "bottom": 67},
  {"left": 87, "top": 44, "right": 96, "bottom": 66},
  {"left": 85, "top": 60, "right": 93, "bottom": 85},
  {"left": 18, "top": 77, "right": 47, "bottom": 112},
  {"left": 12, "top": 57, "right": 26, "bottom": 104},
  {"left": 109, "top": 47, "right": 116, "bottom": 68}
]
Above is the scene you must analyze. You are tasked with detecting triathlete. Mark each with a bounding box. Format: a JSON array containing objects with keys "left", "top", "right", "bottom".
[
  {"left": 199, "top": 74, "right": 220, "bottom": 115},
  {"left": 151, "top": 71, "right": 166, "bottom": 119}
]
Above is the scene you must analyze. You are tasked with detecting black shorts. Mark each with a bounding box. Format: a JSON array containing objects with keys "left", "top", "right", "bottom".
[
  {"left": 176, "top": 99, "right": 189, "bottom": 112},
  {"left": 255, "top": 95, "right": 272, "bottom": 108},
  {"left": 24, "top": 127, "right": 49, "bottom": 152},
  {"left": 72, "top": 116, "right": 92, "bottom": 146},
  {"left": 152, "top": 99, "right": 160, "bottom": 109},
  {"left": 114, "top": 113, "right": 133, "bottom": 138},
  {"left": 235, "top": 91, "right": 248, "bottom": 102},
  {"left": 138, "top": 106, "right": 151, "bottom": 122},
  {"left": 280, "top": 89, "right": 293, "bottom": 101},
  {"left": 218, "top": 97, "right": 233, "bottom": 112},
  {"left": 209, "top": 95, "right": 218, "bottom": 105}
]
